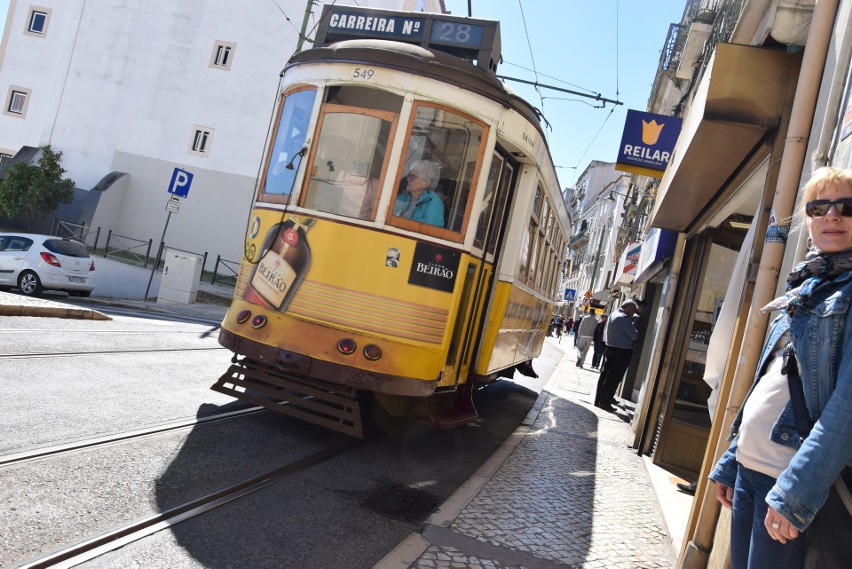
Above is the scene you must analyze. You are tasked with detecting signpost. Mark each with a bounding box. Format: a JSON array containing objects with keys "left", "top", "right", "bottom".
[
  {"left": 146, "top": 168, "right": 194, "bottom": 299},
  {"left": 168, "top": 167, "right": 194, "bottom": 198},
  {"left": 166, "top": 195, "right": 181, "bottom": 214}
]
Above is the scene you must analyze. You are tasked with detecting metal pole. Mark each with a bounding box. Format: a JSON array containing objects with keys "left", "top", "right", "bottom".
[
  {"left": 294, "top": 0, "right": 314, "bottom": 54},
  {"left": 145, "top": 211, "right": 172, "bottom": 300},
  {"left": 587, "top": 226, "right": 607, "bottom": 298}
]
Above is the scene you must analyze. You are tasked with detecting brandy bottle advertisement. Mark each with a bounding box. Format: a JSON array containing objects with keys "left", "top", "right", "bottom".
[{"left": 244, "top": 216, "right": 316, "bottom": 311}]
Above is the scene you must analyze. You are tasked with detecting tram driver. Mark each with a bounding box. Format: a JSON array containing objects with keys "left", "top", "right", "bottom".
[{"left": 393, "top": 159, "right": 445, "bottom": 228}]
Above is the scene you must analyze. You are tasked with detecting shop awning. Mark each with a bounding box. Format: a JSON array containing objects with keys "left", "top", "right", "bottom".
[
  {"left": 633, "top": 228, "right": 677, "bottom": 285},
  {"left": 592, "top": 288, "right": 611, "bottom": 301},
  {"left": 650, "top": 44, "right": 795, "bottom": 233},
  {"left": 614, "top": 242, "right": 642, "bottom": 287}
]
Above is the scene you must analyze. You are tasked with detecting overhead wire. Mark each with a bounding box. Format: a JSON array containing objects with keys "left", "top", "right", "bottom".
[
  {"left": 268, "top": 0, "right": 307, "bottom": 37},
  {"left": 567, "top": 0, "right": 623, "bottom": 179},
  {"left": 573, "top": 106, "right": 616, "bottom": 172},
  {"left": 503, "top": 61, "right": 599, "bottom": 96},
  {"left": 615, "top": 0, "right": 620, "bottom": 100},
  {"left": 517, "top": 0, "right": 545, "bottom": 112}
]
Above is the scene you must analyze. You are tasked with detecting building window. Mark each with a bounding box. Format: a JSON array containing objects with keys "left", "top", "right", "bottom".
[
  {"left": 24, "top": 7, "right": 51, "bottom": 37},
  {"left": 0, "top": 153, "right": 12, "bottom": 170},
  {"left": 4, "top": 87, "right": 31, "bottom": 118},
  {"left": 209, "top": 41, "right": 236, "bottom": 71},
  {"left": 188, "top": 125, "right": 214, "bottom": 156}
]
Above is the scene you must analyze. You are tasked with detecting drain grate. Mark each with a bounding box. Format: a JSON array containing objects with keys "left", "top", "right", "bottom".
[{"left": 362, "top": 482, "right": 445, "bottom": 525}]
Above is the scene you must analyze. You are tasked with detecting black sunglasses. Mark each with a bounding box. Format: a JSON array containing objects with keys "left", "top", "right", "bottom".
[{"left": 805, "top": 198, "right": 852, "bottom": 218}]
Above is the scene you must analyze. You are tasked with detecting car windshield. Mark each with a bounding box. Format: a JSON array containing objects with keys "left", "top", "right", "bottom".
[{"left": 44, "top": 239, "right": 89, "bottom": 258}]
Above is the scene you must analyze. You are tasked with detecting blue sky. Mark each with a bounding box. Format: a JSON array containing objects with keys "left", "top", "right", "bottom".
[
  {"left": 0, "top": 0, "right": 686, "bottom": 189},
  {"left": 443, "top": 0, "right": 686, "bottom": 189}
]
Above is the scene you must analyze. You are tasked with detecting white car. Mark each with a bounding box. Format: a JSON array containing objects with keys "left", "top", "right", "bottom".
[{"left": 0, "top": 233, "right": 96, "bottom": 297}]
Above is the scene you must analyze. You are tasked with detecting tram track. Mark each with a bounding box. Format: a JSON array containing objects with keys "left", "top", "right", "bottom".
[
  {"left": 0, "top": 346, "right": 228, "bottom": 360},
  {"left": 0, "top": 405, "right": 266, "bottom": 468},
  {"left": 14, "top": 435, "right": 370, "bottom": 569}
]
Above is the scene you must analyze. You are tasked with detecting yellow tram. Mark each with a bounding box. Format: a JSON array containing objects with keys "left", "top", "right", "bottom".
[{"left": 214, "top": 6, "right": 571, "bottom": 437}]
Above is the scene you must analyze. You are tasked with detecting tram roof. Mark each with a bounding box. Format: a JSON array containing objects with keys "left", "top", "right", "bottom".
[{"left": 285, "top": 39, "right": 548, "bottom": 142}]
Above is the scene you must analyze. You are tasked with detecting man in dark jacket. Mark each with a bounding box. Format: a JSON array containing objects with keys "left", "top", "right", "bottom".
[
  {"left": 591, "top": 314, "right": 608, "bottom": 369},
  {"left": 593, "top": 301, "right": 639, "bottom": 411}
]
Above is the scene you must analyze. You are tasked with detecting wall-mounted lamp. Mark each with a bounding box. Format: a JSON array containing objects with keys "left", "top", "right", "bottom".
[
  {"left": 724, "top": 215, "right": 752, "bottom": 230},
  {"left": 606, "top": 190, "right": 630, "bottom": 201}
]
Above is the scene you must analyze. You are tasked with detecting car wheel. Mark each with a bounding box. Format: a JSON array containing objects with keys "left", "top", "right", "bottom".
[{"left": 18, "top": 271, "right": 44, "bottom": 296}]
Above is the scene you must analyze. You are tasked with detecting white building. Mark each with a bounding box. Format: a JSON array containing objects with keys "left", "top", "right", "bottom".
[
  {"left": 565, "top": 160, "right": 631, "bottom": 314},
  {"left": 0, "top": 0, "right": 444, "bottom": 267}
]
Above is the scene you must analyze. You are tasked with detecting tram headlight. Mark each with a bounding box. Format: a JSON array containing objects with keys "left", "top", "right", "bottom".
[
  {"left": 363, "top": 344, "right": 382, "bottom": 361},
  {"left": 251, "top": 315, "right": 267, "bottom": 329},
  {"left": 337, "top": 338, "right": 357, "bottom": 355},
  {"left": 236, "top": 310, "right": 252, "bottom": 324}
]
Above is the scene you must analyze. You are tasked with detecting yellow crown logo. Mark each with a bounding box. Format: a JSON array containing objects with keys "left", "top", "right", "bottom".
[{"left": 642, "top": 120, "right": 665, "bottom": 145}]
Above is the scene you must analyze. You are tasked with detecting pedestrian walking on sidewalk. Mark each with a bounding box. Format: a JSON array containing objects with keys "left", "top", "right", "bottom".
[
  {"left": 564, "top": 316, "right": 574, "bottom": 338},
  {"left": 575, "top": 311, "right": 598, "bottom": 367},
  {"left": 593, "top": 300, "right": 639, "bottom": 411},
  {"left": 591, "top": 313, "right": 608, "bottom": 369},
  {"left": 571, "top": 315, "right": 583, "bottom": 347},
  {"left": 709, "top": 167, "right": 852, "bottom": 569}
]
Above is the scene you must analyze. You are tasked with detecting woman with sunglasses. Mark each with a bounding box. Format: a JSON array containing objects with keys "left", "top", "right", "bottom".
[
  {"left": 710, "top": 166, "right": 852, "bottom": 568},
  {"left": 393, "top": 159, "right": 445, "bottom": 227}
]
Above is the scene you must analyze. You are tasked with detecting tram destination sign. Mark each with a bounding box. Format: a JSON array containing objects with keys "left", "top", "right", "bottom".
[{"left": 315, "top": 6, "right": 500, "bottom": 72}]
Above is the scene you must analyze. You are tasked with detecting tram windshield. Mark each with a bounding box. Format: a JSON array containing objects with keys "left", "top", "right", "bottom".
[
  {"left": 261, "top": 88, "right": 317, "bottom": 200},
  {"left": 299, "top": 86, "right": 402, "bottom": 221},
  {"left": 301, "top": 106, "right": 395, "bottom": 220}
]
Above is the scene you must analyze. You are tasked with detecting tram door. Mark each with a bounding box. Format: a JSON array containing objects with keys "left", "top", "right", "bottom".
[{"left": 441, "top": 150, "right": 514, "bottom": 386}]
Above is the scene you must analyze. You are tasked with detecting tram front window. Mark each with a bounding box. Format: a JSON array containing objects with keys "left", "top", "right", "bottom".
[
  {"left": 261, "top": 88, "right": 317, "bottom": 201},
  {"left": 301, "top": 106, "right": 395, "bottom": 221},
  {"left": 391, "top": 104, "right": 486, "bottom": 235}
]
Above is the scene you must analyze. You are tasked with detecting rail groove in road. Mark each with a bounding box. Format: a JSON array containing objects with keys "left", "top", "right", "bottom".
[
  {"left": 0, "top": 346, "right": 228, "bottom": 360},
  {"left": 14, "top": 436, "right": 366, "bottom": 569},
  {"left": 0, "top": 406, "right": 266, "bottom": 468}
]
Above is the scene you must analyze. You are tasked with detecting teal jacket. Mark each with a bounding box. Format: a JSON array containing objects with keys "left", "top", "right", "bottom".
[{"left": 393, "top": 190, "right": 444, "bottom": 228}]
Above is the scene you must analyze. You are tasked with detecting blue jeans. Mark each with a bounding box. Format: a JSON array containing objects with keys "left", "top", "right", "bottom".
[{"left": 731, "top": 464, "right": 805, "bottom": 569}]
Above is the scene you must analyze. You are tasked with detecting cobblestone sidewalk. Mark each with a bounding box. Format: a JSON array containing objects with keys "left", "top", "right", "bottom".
[{"left": 383, "top": 348, "right": 677, "bottom": 569}]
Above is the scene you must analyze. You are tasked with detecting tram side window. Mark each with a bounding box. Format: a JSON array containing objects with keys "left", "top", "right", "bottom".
[
  {"left": 391, "top": 104, "right": 486, "bottom": 234},
  {"left": 301, "top": 106, "right": 395, "bottom": 220},
  {"left": 519, "top": 222, "right": 533, "bottom": 282},
  {"left": 260, "top": 88, "right": 317, "bottom": 201},
  {"left": 474, "top": 153, "right": 501, "bottom": 250}
]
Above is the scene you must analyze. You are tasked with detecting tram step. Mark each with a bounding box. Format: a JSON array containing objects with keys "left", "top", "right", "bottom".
[{"left": 211, "top": 360, "right": 364, "bottom": 438}]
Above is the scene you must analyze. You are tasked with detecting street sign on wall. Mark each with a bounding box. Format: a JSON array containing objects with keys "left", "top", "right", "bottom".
[{"left": 615, "top": 109, "right": 682, "bottom": 178}]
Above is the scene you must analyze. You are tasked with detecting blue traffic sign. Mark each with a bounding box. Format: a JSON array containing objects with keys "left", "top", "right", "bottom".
[
  {"left": 168, "top": 167, "right": 194, "bottom": 198},
  {"left": 564, "top": 288, "right": 577, "bottom": 302}
]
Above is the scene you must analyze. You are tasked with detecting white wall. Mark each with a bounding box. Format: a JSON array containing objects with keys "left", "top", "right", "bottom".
[{"left": 0, "top": 0, "right": 444, "bottom": 268}]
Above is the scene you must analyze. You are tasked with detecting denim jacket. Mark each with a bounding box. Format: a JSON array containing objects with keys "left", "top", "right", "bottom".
[{"left": 709, "top": 269, "right": 852, "bottom": 531}]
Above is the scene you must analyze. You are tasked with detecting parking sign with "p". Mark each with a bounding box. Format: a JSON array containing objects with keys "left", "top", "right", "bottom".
[{"left": 168, "top": 167, "right": 194, "bottom": 198}]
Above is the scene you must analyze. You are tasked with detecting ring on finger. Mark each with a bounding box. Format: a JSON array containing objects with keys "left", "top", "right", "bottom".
[{"left": 771, "top": 521, "right": 780, "bottom": 529}]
